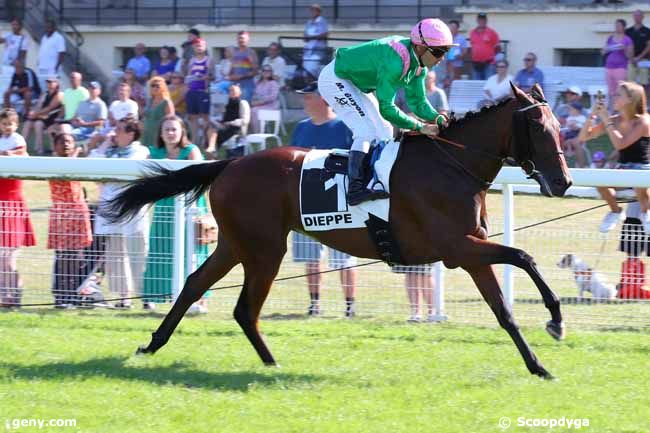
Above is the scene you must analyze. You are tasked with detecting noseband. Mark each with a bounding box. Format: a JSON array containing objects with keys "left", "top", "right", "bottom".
[{"left": 510, "top": 100, "right": 551, "bottom": 177}]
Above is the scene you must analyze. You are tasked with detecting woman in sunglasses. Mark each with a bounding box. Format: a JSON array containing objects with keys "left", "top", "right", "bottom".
[{"left": 318, "top": 18, "right": 456, "bottom": 205}]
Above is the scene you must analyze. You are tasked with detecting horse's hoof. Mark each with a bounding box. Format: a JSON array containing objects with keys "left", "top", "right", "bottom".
[
  {"left": 545, "top": 320, "right": 566, "bottom": 341},
  {"left": 135, "top": 345, "right": 153, "bottom": 355},
  {"left": 532, "top": 365, "right": 556, "bottom": 381},
  {"left": 540, "top": 371, "right": 557, "bottom": 381},
  {"left": 263, "top": 360, "right": 278, "bottom": 367}
]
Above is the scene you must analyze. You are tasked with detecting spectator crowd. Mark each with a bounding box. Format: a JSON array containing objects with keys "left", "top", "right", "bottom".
[
  {"left": 1, "top": 13, "right": 326, "bottom": 155},
  {"left": 1, "top": 7, "right": 650, "bottom": 315}
]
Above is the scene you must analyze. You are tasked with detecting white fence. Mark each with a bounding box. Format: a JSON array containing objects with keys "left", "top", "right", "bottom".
[{"left": 1, "top": 157, "right": 649, "bottom": 329}]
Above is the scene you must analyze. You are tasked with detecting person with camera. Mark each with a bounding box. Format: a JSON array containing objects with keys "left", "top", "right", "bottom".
[{"left": 579, "top": 81, "right": 650, "bottom": 233}]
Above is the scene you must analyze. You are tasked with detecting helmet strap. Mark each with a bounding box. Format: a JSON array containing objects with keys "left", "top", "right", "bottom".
[{"left": 419, "top": 49, "right": 436, "bottom": 68}]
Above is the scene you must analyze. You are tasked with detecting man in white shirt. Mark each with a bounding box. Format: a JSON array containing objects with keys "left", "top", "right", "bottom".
[
  {"left": 261, "top": 42, "right": 287, "bottom": 87},
  {"left": 37, "top": 20, "right": 66, "bottom": 89},
  {"left": 109, "top": 83, "right": 139, "bottom": 122},
  {"left": 0, "top": 18, "right": 30, "bottom": 66},
  {"left": 87, "top": 82, "right": 139, "bottom": 151}
]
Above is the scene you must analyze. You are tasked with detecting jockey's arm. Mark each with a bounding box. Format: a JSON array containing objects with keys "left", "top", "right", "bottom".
[
  {"left": 405, "top": 72, "right": 445, "bottom": 127},
  {"left": 376, "top": 74, "right": 424, "bottom": 132}
]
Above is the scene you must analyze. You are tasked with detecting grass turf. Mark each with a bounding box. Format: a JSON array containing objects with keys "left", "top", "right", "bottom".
[{"left": 0, "top": 311, "right": 648, "bottom": 433}]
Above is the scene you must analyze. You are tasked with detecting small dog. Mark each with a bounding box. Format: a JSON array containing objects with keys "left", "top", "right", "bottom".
[
  {"left": 557, "top": 254, "right": 617, "bottom": 300},
  {"left": 77, "top": 274, "right": 107, "bottom": 308}
]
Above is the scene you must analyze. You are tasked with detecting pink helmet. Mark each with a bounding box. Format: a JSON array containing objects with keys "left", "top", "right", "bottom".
[{"left": 410, "top": 18, "right": 456, "bottom": 47}]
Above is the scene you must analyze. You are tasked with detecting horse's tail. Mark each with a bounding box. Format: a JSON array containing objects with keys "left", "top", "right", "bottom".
[{"left": 102, "top": 159, "right": 235, "bottom": 222}]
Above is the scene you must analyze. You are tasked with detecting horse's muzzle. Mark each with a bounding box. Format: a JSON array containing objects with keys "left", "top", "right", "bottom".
[
  {"left": 531, "top": 173, "right": 572, "bottom": 197},
  {"left": 552, "top": 176, "right": 572, "bottom": 197}
]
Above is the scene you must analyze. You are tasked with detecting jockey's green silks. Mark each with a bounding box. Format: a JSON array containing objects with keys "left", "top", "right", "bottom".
[{"left": 334, "top": 36, "right": 443, "bottom": 131}]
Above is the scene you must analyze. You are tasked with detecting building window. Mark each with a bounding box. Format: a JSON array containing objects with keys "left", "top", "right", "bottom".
[{"left": 557, "top": 49, "right": 603, "bottom": 67}]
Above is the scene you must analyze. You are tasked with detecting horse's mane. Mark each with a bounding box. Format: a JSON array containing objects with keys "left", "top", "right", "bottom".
[{"left": 443, "top": 97, "right": 514, "bottom": 133}]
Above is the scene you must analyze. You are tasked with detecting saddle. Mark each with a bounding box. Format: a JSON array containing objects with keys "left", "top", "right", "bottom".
[
  {"left": 321, "top": 143, "right": 387, "bottom": 193},
  {"left": 317, "top": 143, "right": 404, "bottom": 266}
]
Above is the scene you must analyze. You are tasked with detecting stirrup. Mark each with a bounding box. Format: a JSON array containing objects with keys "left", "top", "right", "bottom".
[{"left": 347, "top": 188, "right": 390, "bottom": 206}]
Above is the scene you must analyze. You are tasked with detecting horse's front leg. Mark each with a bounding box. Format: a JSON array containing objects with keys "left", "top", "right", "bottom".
[
  {"left": 463, "top": 264, "right": 553, "bottom": 379},
  {"left": 448, "top": 235, "right": 564, "bottom": 340},
  {"left": 505, "top": 247, "right": 565, "bottom": 340}
]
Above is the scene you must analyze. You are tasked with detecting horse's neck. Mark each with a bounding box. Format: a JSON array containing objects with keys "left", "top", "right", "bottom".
[{"left": 441, "top": 118, "right": 507, "bottom": 183}]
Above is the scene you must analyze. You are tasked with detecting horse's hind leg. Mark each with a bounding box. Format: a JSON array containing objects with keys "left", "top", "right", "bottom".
[
  {"left": 233, "top": 246, "right": 285, "bottom": 366},
  {"left": 137, "top": 237, "right": 239, "bottom": 355},
  {"left": 455, "top": 236, "right": 564, "bottom": 340},
  {"left": 464, "top": 265, "right": 553, "bottom": 379}
]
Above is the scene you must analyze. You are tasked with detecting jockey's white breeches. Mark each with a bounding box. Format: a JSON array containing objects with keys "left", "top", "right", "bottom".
[{"left": 317, "top": 60, "right": 393, "bottom": 153}]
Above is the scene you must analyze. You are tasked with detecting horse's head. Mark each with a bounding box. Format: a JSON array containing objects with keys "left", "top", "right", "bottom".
[{"left": 508, "top": 82, "right": 573, "bottom": 197}]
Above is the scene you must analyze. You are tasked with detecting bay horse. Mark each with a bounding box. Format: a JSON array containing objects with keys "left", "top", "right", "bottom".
[{"left": 106, "top": 83, "right": 572, "bottom": 379}]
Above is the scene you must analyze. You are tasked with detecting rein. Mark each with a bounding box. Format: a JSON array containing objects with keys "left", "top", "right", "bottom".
[
  {"left": 430, "top": 100, "right": 551, "bottom": 188},
  {"left": 434, "top": 135, "right": 503, "bottom": 161}
]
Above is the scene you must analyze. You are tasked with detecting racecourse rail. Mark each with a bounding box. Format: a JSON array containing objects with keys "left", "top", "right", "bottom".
[{"left": 1, "top": 157, "right": 649, "bottom": 328}]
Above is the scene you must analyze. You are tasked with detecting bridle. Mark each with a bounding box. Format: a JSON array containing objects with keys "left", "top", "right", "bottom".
[
  {"left": 427, "top": 98, "right": 556, "bottom": 188},
  {"left": 510, "top": 100, "right": 552, "bottom": 176}
]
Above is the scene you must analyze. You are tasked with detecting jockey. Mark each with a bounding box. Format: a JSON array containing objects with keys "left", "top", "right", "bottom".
[{"left": 318, "top": 18, "right": 456, "bottom": 206}]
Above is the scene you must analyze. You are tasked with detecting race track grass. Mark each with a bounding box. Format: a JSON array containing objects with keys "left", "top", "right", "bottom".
[{"left": 1, "top": 311, "right": 648, "bottom": 433}]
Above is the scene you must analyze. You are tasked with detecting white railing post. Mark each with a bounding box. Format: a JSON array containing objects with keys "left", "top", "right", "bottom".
[
  {"left": 185, "top": 205, "right": 198, "bottom": 278},
  {"left": 172, "top": 195, "right": 186, "bottom": 301},
  {"left": 502, "top": 183, "right": 515, "bottom": 307},
  {"left": 432, "top": 261, "right": 448, "bottom": 322}
]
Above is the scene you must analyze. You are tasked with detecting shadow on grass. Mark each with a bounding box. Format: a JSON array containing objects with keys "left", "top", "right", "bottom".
[
  {"left": 1, "top": 356, "right": 324, "bottom": 391},
  {"left": 262, "top": 313, "right": 312, "bottom": 320}
]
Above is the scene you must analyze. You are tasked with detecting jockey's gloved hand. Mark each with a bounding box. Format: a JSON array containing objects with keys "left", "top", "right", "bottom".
[
  {"left": 420, "top": 123, "right": 439, "bottom": 136},
  {"left": 435, "top": 113, "right": 449, "bottom": 128}
]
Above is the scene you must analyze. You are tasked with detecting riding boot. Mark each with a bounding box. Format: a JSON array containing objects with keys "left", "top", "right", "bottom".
[{"left": 346, "top": 150, "right": 389, "bottom": 206}]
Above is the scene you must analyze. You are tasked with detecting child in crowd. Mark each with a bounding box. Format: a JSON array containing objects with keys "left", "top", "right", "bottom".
[
  {"left": 564, "top": 102, "right": 587, "bottom": 141},
  {"left": 590, "top": 151, "right": 607, "bottom": 169},
  {"left": 48, "top": 133, "right": 93, "bottom": 307},
  {"left": 0, "top": 108, "right": 36, "bottom": 307},
  {"left": 590, "top": 149, "right": 619, "bottom": 169},
  {"left": 561, "top": 102, "right": 588, "bottom": 166}
]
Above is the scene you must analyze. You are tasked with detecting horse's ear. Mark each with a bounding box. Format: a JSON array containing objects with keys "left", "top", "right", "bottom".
[
  {"left": 510, "top": 81, "right": 528, "bottom": 103},
  {"left": 531, "top": 83, "right": 545, "bottom": 100}
]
